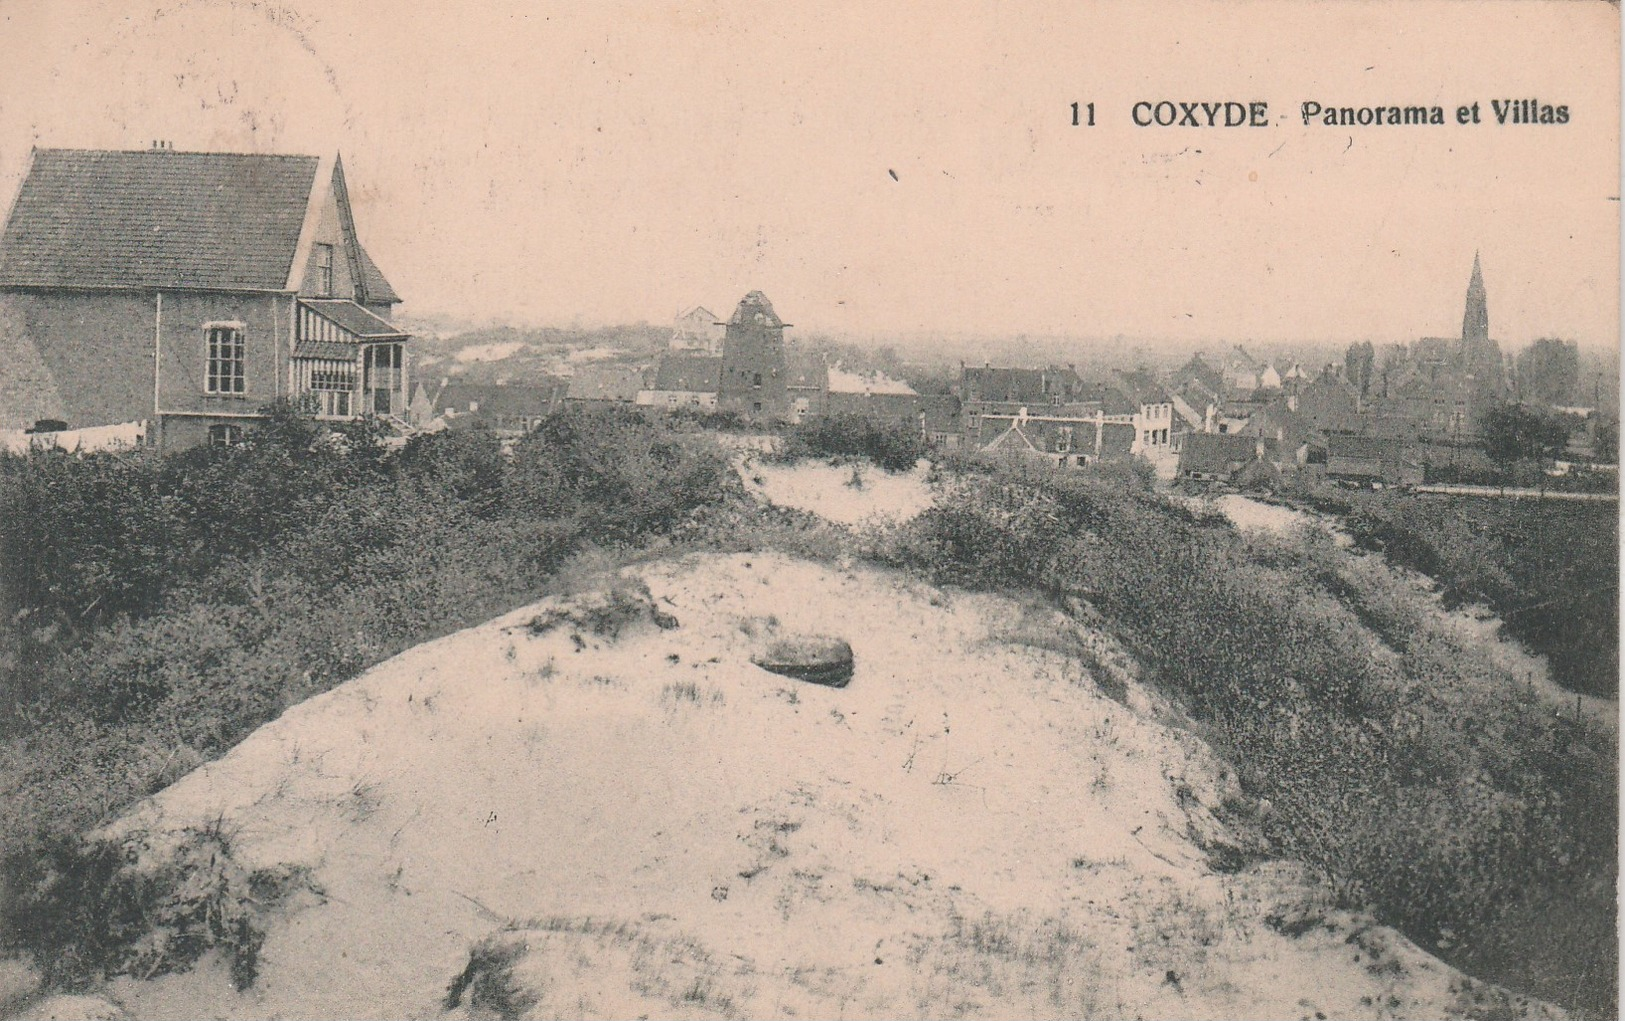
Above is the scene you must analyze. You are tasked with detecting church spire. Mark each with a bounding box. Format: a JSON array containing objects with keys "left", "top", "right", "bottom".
[{"left": 1462, "top": 250, "right": 1489, "bottom": 348}]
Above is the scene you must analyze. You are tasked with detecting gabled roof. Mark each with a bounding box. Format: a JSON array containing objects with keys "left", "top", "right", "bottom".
[
  {"left": 1225, "top": 344, "right": 1259, "bottom": 370},
  {"left": 436, "top": 379, "right": 566, "bottom": 418},
  {"left": 984, "top": 420, "right": 1039, "bottom": 453},
  {"left": 567, "top": 364, "right": 647, "bottom": 402},
  {"left": 0, "top": 148, "right": 319, "bottom": 290},
  {"left": 961, "top": 365, "right": 1081, "bottom": 403},
  {"left": 1173, "top": 354, "right": 1223, "bottom": 394},
  {"left": 0, "top": 147, "right": 401, "bottom": 302},
  {"left": 1075, "top": 379, "right": 1141, "bottom": 416},
  {"left": 1178, "top": 432, "right": 1262, "bottom": 476},
  {"left": 1110, "top": 368, "right": 1167, "bottom": 406},
  {"left": 1240, "top": 402, "right": 1315, "bottom": 447},
  {"left": 1169, "top": 392, "right": 1206, "bottom": 430},
  {"left": 652, "top": 355, "right": 722, "bottom": 393},
  {"left": 356, "top": 244, "right": 401, "bottom": 304}
]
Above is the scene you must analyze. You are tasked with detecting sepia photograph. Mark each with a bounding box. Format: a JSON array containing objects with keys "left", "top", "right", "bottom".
[{"left": 0, "top": 2, "right": 1617, "bottom": 1019}]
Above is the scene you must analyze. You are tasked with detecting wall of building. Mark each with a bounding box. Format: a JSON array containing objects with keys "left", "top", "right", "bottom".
[
  {"left": 157, "top": 414, "right": 261, "bottom": 450},
  {"left": 824, "top": 391, "right": 923, "bottom": 421},
  {"left": 0, "top": 295, "right": 68, "bottom": 430},
  {"left": 155, "top": 291, "right": 290, "bottom": 426},
  {"left": 2, "top": 289, "right": 157, "bottom": 431},
  {"left": 637, "top": 389, "right": 718, "bottom": 409},
  {"left": 718, "top": 319, "right": 789, "bottom": 419},
  {"left": 295, "top": 173, "right": 360, "bottom": 301}
]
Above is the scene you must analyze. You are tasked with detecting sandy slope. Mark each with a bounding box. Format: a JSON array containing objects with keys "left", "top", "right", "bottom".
[
  {"left": 738, "top": 456, "right": 936, "bottom": 526},
  {"left": 49, "top": 542, "right": 1549, "bottom": 1021},
  {"left": 16, "top": 465, "right": 1562, "bottom": 1020}
]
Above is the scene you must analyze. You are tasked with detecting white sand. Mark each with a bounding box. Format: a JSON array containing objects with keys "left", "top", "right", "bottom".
[
  {"left": 739, "top": 457, "right": 936, "bottom": 527},
  {"left": 84, "top": 551, "right": 1556, "bottom": 1020}
]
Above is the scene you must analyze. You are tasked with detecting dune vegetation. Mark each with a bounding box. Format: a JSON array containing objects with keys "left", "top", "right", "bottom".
[{"left": 0, "top": 409, "right": 1614, "bottom": 1017}]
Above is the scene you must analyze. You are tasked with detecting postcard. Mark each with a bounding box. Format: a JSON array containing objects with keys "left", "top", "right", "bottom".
[{"left": 0, "top": 3, "right": 1616, "bottom": 1019}]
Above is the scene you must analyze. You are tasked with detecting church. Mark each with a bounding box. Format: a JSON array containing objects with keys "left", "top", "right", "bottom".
[{"left": 1368, "top": 253, "right": 1507, "bottom": 442}]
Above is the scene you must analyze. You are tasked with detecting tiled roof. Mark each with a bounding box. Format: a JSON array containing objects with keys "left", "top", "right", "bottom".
[
  {"left": 961, "top": 365, "right": 1081, "bottom": 404},
  {"left": 1174, "top": 354, "right": 1223, "bottom": 393},
  {"left": 652, "top": 355, "right": 721, "bottom": 393},
  {"left": 0, "top": 148, "right": 319, "bottom": 290},
  {"left": 301, "top": 298, "right": 407, "bottom": 339},
  {"left": 566, "top": 364, "right": 646, "bottom": 402},
  {"left": 1178, "top": 432, "right": 1261, "bottom": 476},
  {"left": 356, "top": 244, "right": 401, "bottom": 304},
  {"left": 1327, "top": 434, "right": 1403, "bottom": 460},
  {"left": 728, "top": 291, "right": 783, "bottom": 328},
  {"left": 437, "top": 380, "right": 566, "bottom": 418}
]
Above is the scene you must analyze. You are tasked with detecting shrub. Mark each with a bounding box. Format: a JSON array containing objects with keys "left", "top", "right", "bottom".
[
  {"left": 0, "top": 820, "right": 309, "bottom": 991},
  {"left": 780, "top": 413, "right": 928, "bottom": 472},
  {"left": 0, "top": 407, "right": 738, "bottom": 1001},
  {"left": 872, "top": 460, "right": 1616, "bottom": 1016}
]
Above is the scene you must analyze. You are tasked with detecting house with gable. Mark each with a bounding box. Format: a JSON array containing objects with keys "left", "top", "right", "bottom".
[
  {"left": 637, "top": 354, "right": 722, "bottom": 409},
  {"left": 1221, "top": 345, "right": 1263, "bottom": 396},
  {"left": 434, "top": 378, "right": 568, "bottom": 433},
  {"left": 958, "top": 362, "right": 1176, "bottom": 468},
  {"left": 0, "top": 145, "right": 409, "bottom": 449},
  {"left": 1177, "top": 432, "right": 1277, "bottom": 483},
  {"left": 670, "top": 305, "right": 724, "bottom": 354}
]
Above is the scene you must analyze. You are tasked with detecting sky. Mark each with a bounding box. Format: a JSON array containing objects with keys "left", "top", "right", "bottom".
[{"left": 0, "top": 0, "right": 1617, "bottom": 351}]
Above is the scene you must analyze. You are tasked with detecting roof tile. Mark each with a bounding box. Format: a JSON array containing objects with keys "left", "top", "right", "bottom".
[{"left": 0, "top": 149, "right": 320, "bottom": 290}]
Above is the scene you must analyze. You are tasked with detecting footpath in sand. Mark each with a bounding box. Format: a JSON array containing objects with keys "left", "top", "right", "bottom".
[{"left": 21, "top": 460, "right": 1563, "bottom": 1020}]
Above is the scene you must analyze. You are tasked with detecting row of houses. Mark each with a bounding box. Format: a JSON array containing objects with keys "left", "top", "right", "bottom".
[
  {"left": 421, "top": 290, "right": 933, "bottom": 433},
  {"left": 0, "top": 146, "right": 940, "bottom": 452},
  {"left": 0, "top": 146, "right": 1550, "bottom": 490},
  {"left": 938, "top": 352, "right": 1433, "bottom": 487}
]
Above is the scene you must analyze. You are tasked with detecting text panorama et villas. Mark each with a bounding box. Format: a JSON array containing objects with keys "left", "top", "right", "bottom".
[{"left": 1121, "top": 98, "right": 1570, "bottom": 127}]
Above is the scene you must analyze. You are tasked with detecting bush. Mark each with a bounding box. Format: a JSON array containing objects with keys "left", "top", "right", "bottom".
[
  {"left": 0, "top": 406, "right": 737, "bottom": 996},
  {"left": 780, "top": 413, "right": 928, "bottom": 472},
  {"left": 0, "top": 820, "right": 309, "bottom": 991},
  {"left": 1324, "top": 489, "right": 1618, "bottom": 697},
  {"left": 870, "top": 460, "right": 1616, "bottom": 1016}
]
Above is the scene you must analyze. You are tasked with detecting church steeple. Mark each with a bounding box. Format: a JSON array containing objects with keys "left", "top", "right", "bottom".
[{"left": 1462, "top": 250, "right": 1489, "bottom": 349}]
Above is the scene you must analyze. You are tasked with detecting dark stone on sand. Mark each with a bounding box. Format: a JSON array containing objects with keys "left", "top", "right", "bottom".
[{"left": 752, "top": 635, "right": 854, "bottom": 688}]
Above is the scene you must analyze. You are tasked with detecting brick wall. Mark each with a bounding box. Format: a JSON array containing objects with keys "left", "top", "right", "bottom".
[
  {"left": 0, "top": 295, "right": 67, "bottom": 430},
  {"left": 718, "top": 320, "right": 789, "bottom": 418},
  {"left": 4, "top": 289, "right": 155, "bottom": 430},
  {"left": 156, "top": 291, "right": 289, "bottom": 421}
]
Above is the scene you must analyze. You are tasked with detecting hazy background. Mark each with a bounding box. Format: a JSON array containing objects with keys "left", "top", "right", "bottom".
[{"left": 0, "top": 0, "right": 1617, "bottom": 353}]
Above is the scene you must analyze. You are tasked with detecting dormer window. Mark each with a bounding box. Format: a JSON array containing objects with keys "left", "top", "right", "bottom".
[{"left": 315, "top": 243, "right": 334, "bottom": 296}]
